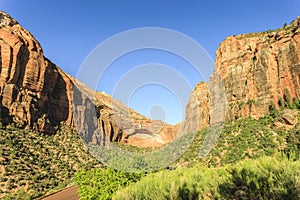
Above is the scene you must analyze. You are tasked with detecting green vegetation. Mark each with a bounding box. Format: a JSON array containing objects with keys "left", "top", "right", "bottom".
[
  {"left": 87, "top": 131, "right": 197, "bottom": 173},
  {"left": 177, "top": 109, "right": 300, "bottom": 167},
  {"left": 75, "top": 106, "right": 300, "bottom": 199},
  {"left": 114, "top": 156, "right": 300, "bottom": 200},
  {"left": 75, "top": 168, "right": 144, "bottom": 200},
  {"left": 236, "top": 17, "right": 299, "bottom": 39},
  {"left": 0, "top": 125, "right": 100, "bottom": 199},
  {"left": 1, "top": 100, "right": 299, "bottom": 199},
  {"left": 1, "top": 14, "right": 299, "bottom": 200}
]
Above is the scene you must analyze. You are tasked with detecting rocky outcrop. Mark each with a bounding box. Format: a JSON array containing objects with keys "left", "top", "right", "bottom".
[
  {"left": 2, "top": 11, "right": 299, "bottom": 148},
  {"left": 217, "top": 17, "right": 300, "bottom": 120},
  {"left": 92, "top": 91, "right": 177, "bottom": 147},
  {"left": 0, "top": 12, "right": 73, "bottom": 133},
  {"left": 187, "top": 17, "right": 300, "bottom": 130},
  {"left": 0, "top": 12, "right": 176, "bottom": 147},
  {"left": 273, "top": 109, "right": 299, "bottom": 130}
]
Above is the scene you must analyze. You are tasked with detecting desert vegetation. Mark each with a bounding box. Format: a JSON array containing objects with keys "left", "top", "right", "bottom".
[
  {"left": 114, "top": 156, "right": 300, "bottom": 200},
  {"left": 0, "top": 125, "right": 100, "bottom": 199},
  {"left": 74, "top": 105, "right": 300, "bottom": 199},
  {"left": 1, "top": 102, "right": 299, "bottom": 199}
]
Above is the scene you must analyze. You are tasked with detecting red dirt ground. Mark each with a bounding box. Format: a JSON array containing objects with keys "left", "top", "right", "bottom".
[{"left": 38, "top": 186, "right": 79, "bottom": 200}]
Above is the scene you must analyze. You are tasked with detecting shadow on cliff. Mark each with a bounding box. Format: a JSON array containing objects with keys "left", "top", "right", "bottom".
[
  {"left": 31, "top": 61, "right": 70, "bottom": 134},
  {"left": 72, "top": 84, "right": 97, "bottom": 143},
  {"left": 124, "top": 129, "right": 154, "bottom": 139},
  {"left": 0, "top": 104, "right": 12, "bottom": 125},
  {"left": 47, "top": 71, "right": 69, "bottom": 124},
  {"left": 72, "top": 82, "right": 124, "bottom": 146}
]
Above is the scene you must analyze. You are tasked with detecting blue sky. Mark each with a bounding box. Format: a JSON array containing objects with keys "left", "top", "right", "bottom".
[{"left": 1, "top": 0, "right": 299, "bottom": 124}]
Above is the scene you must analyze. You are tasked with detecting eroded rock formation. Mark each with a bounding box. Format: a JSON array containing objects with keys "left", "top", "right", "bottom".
[
  {"left": 1, "top": 11, "right": 299, "bottom": 148},
  {"left": 0, "top": 12, "right": 73, "bottom": 133},
  {"left": 0, "top": 12, "right": 176, "bottom": 147},
  {"left": 186, "top": 17, "right": 300, "bottom": 130}
]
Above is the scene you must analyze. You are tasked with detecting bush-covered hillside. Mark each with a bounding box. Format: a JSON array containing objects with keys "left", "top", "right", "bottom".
[
  {"left": 113, "top": 156, "right": 300, "bottom": 200},
  {"left": 0, "top": 125, "right": 100, "bottom": 199},
  {"left": 1, "top": 106, "right": 299, "bottom": 199},
  {"left": 177, "top": 108, "right": 300, "bottom": 167},
  {"left": 75, "top": 108, "right": 300, "bottom": 200}
]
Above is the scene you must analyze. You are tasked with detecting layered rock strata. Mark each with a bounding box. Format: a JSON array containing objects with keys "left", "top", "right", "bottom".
[{"left": 0, "top": 12, "right": 176, "bottom": 147}]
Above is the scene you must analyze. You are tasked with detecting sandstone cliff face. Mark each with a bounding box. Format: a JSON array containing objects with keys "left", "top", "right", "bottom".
[
  {"left": 2, "top": 11, "right": 299, "bottom": 148},
  {"left": 0, "top": 12, "right": 73, "bottom": 133},
  {"left": 0, "top": 12, "right": 176, "bottom": 147},
  {"left": 93, "top": 91, "right": 177, "bottom": 147},
  {"left": 187, "top": 17, "right": 300, "bottom": 130}
]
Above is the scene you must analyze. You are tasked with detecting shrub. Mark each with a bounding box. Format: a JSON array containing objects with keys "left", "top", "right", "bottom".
[
  {"left": 113, "top": 157, "right": 300, "bottom": 200},
  {"left": 284, "top": 89, "right": 292, "bottom": 108},
  {"left": 74, "top": 168, "right": 143, "bottom": 200},
  {"left": 293, "top": 98, "right": 300, "bottom": 109},
  {"left": 219, "top": 157, "right": 300, "bottom": 199},
  {"left": 269, "top": 102, "right": 278, "bottom": 118},
  {"left": 114, "top": 164, "right": 229, "bottom": 200}
]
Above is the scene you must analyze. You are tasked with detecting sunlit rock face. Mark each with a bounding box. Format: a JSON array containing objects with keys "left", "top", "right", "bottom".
[
  {"left": 1, "top": 11, "right": 299, "bottom": 148},
  {"left": 185, "top": 17, "right": 300, "bottom": 131},
  {"left": 0, "top": 11, "right": 177, "bottom": 147}
]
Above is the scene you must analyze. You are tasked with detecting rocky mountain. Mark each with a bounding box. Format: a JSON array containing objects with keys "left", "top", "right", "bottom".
[
  {"left": 1, "top": 11, "right": 300, "bottom": 199},
  {"left": 0, "top": 12, "right": 72, "bottom": 133},
  {"left": 186, "top": 17, "right": 300, "bottom": 130},
  {"left": 1, "top": 11, "right": 299, "bottom": 149},
  {"left": 0, "top": 11, "right": 176, "bottom": 147}
]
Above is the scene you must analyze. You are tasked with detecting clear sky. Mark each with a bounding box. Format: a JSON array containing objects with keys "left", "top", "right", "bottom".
[{"left": 1, "top": 0, "right": 299, "bottom": 125}]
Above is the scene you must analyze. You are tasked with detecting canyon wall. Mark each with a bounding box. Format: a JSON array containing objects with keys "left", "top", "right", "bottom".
[
  {"left": 0, "top": 12, "right": 176, "bottom": 147},
  {"left": 1, "top": 11, "right": 299, "bottom": 147},
  {"left": 186, "top": 17, "right": 300, "bottom": 130},
  {"left": 0, "top": 12, "right": 73, "bottom": 133}
]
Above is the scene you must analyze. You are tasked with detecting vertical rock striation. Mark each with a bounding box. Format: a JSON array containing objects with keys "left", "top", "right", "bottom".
[
  {"left": 0, "top": 12, "right": 72, "bottom": 133},
  {"left": 0, "top": 11, "right": 176, "bottom": 147},
  {"left": 1, "top": 11, "right": 299, "bottom": 147},
  {"left": 186, "top": 17, "right": 300, "bottom": 130}
]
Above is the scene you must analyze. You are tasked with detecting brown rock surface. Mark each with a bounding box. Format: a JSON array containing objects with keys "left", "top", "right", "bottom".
[
  {"left": 0, "top": 12, "right": 72, "bottom": 133},
  {"left": 0, "top": 12, "right": 176, "bottom": 147},
  {"left": 93, "top": 91, "right": 177, "bottom": 147},
  {"left": 186, "top": 17, "right": 300, "bottom": 130},
  {"left": 216, "top": 17, "right": 300, "bottom": 120},
  {"left": 274, "top": 109, "right": 298, "bottom": 130},
  {"left": 2, "top": 11, "right": 299, "bottom": 147}
]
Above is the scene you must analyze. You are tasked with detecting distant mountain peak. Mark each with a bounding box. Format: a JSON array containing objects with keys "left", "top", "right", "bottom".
[{"left": 0, "top": 11, "right": 177, "bottom": 147}]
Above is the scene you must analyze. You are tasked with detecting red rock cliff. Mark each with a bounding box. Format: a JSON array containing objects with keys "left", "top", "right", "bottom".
[
  {"left": 0, "top": 12, "right": 74, "bottom": 133},
  {"left": 0, "top": 12, "right": 176, "bottom": 147},
  {"left": 186, "top": 17, "right": 300, "bottom": 130}
]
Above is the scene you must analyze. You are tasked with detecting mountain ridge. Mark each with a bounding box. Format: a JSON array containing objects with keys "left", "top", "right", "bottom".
[
  {"left": 0, "top": 11, "right": 177, "bottom": 147},
  {"left": 0, "top": 11, "right": 300, "bottom": 199},
  {"left": 186, "top": 16, "right": 300, "bottom": 131},
  {"left": 1, "top": 11, "right": 300, "bottom": 149}
]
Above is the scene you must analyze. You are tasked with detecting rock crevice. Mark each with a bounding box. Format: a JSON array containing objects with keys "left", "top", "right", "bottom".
[
  {"left": 186, "top": 17, "right": 300, "bottom": 131},
  {"left": 0, "top": 11, "right": 177, "bottom": 147}
]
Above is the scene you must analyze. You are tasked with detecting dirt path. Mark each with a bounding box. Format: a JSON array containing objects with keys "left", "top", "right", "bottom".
[{"left": 37, "top": 186, "right": 79, "bottom": 200}]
